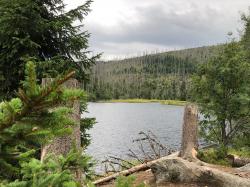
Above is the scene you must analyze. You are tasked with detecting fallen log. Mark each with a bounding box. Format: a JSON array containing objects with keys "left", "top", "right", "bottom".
[
  {"left": 93, "top": 152, "right": 179, "bottom": 185},
  {"left": 238, "top": 163, "right": 250, "bottom": 172},
  {"left": 227, "top": 154, "right": 250, "bottom": 167},
  {"left": 151, "top": 156, "right": 250, "bottom": 187}
]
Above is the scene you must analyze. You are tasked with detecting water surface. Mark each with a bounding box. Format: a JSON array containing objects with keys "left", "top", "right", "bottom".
[{"left": 84, "top": 102, "right": 184, "bottom": 161}]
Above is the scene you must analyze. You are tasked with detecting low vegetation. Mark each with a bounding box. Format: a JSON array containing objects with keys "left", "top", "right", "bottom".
[
  {"left": 86, "top": 45, "right": 223, "bottom": 102},
  {"left": 197, "top": 148, "right": 231, "bottom": 166},
  {"left": 197, "top": 147, "right": 250, "bottom": 167},
  {"left": 99, "top": 99, "right": 187, "bottom": 106},
  {"left": 115, "top": 175, "right": 146, "bottom": 187}
]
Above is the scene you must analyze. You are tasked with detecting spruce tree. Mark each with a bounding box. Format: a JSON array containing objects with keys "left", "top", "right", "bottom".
[
  {"left": 0, "top": 61, "right": 90, "bottom": 182},
  {"left": 0, "top": 0, "right": 98, "bottom": 99}
]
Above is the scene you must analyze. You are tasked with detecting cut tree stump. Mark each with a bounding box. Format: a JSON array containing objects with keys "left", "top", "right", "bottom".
[
  {"left": 179, "top": 104, "right": 198, "bottom": 160},
  {"left": 40, "top": 78, "right": 82, "bottom": 181},
  {"left": 150, "top": 104, "right": 250, "bottom": 187}
]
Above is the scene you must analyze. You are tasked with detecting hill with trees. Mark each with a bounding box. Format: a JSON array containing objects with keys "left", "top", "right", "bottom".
[{"left": 86, "top": 45, "right": 224, "bottom": 101}]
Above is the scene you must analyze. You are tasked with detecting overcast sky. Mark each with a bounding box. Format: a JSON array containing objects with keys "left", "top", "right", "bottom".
[{"left": 64, "top": 0, "right": 249, "bottom": 60}]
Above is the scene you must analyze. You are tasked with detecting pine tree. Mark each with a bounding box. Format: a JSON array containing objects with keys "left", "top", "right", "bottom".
[
  {"left": 242, "top": 11, "right": 250, "bottom": 59},
  {"left": 0, "top": 0, "right": 99, "bottom": 99}
]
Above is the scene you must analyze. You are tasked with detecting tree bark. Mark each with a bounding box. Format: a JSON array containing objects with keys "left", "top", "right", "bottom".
[
  {"left": 179, "top": 104, "right": 198, "bottom": 160},
  {"left": 151, "top": 156, "right": 250, "bottom": 187},
  {"left": 40, "top": 78, "right": 82, "bottom": 180},
  {"left": 221, "top": 120, "right": 227, "bottom": 146}
]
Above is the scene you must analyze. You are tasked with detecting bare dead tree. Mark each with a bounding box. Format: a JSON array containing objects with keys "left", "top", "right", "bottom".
[{"left": 99, "top": 131, "right": 174, "bottom": 175}]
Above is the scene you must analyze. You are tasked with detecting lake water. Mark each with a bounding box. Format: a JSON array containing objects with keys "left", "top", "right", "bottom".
[{"left": 84, "top": 102, "right": 184, "bottom": 162}]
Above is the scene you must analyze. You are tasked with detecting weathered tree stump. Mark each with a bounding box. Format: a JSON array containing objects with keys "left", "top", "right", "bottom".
[
  {"left": 40, "top": 78, "right": 82, "bottom": 180},
  {"left": 179, "top": 104, "right": 198, "bottom": 160},
  {"left": 151, "top": 104, "right": 250, "bottom": 186}
]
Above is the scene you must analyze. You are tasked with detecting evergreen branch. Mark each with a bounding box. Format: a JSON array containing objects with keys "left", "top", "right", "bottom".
[
  {"left": 0, "top": 71, "right": 76, "bottom": 132},
  {"left": 36, "top": 71, "right": 75, "bottom": 103}
]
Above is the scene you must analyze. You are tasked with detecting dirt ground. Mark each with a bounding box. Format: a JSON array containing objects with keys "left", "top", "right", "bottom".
[
  {"left": 98, "top": 169, "right": 212, "bottom": 187},
  {"left": 97, "top": 164, "right": 250, "bottom": 187}
]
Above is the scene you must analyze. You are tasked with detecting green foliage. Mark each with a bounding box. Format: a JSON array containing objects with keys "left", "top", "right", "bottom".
[
  {"left": 80, "top": 118, "right": 96, "bottom": 148},
  {"left": 80, "top": 102, "right": 96, "bottom": 148},
  {"left": 0, "top": 61, "right": 90, "bottom": 182},
  {"left": 115, "top": 175, "right": 146, "bottom": 187},
  {"left": 1, "top": 147, "right": 93, "bottom": 187},
  {"left": 192, "top": 41, "right": 250, "bottom": 147},
  {"left": 242, "top": 10, "right": 250, "bottom": 60},
  {"left": 0, "top": 0, "right": 99, "bottom": 99},
  {"left": 99, "top": 99, "right": 187, "bottom": 106},
  {"left": 87, "top": 45, "right": 223, "bottom": 101},
  {"left": 228, "top": 147, "right": 250, "bottom": 158},
  {"left": 198, "top": 147, "right": 250, "bottom": 168},
  {"left": 197, "top": 148, "right": 231, "bottom": 166}
]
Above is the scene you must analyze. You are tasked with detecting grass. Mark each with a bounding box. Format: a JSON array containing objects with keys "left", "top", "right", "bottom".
[
  {"left": 98, "top": 99, "right": 188, "bottom": 106},
  {"left": 197, "top": 148, "right": 231, "bottom": 166},
  {"left": 197, "top": 147, "right": 250, "bottom": 167},
  {"left": 228, "top": 147, "right": 250, "bottom": 158}
]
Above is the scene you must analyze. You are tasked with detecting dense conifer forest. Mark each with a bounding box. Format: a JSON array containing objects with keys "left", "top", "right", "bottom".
[{"left": 86, "top": 45, "right": 223, "bottom": 101}]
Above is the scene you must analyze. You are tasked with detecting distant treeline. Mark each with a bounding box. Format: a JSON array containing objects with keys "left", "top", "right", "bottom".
[{"left": 86, "top": 45, "right": 223, "bottom": 101}]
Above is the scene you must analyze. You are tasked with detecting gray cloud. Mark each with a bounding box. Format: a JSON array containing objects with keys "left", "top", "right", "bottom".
[{"left": 81, "top": 0, "right": 249, "bottom": 59}]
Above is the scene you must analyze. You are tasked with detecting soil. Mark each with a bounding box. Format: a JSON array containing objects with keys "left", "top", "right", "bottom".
[
  {"left": 98, "top": 169, "right": 212, "bottom": 187},
  {"left": 97, "top": 164, "right": 250, "bottom": 187}
]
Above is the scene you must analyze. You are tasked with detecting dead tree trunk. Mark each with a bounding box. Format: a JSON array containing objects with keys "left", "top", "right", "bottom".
[
  {"left": 40, "top": 78, "right": 82, "bottom": 180},
  {"left": 179, "top": 104, "right": 198, "bottom": 160},
  {"left": 151, "top": 104, "right": 250, "bottom": 186}
]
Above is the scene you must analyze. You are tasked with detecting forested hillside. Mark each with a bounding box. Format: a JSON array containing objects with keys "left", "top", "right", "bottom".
[{"left": 86, "top": 45, "right": 223, "bottom": 100}]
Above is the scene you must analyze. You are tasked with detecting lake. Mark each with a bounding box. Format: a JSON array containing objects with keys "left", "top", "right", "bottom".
[{"left": 84, "top": 102, "right": 184, "bottom": 163}]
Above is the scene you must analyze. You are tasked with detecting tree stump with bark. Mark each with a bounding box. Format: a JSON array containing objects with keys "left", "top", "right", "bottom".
[
  {"left": 179, "top": 104, "right": 198, "bottom": 160},
  {"left": 40, "top": 78, "right": 82, "bottom": 180}
]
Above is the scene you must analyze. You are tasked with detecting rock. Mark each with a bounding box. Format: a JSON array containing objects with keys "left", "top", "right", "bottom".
[
  {"left": 151, "top": 158, "right": 210, "bottom": 184},
  {"left": 150, "top": 157, "right": 250, "bottom": 187}
]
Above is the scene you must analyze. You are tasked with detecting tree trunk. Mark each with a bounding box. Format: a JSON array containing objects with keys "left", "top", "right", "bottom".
[
  {"left": 179, "top": 104, "right": 198, "bottom": 160},
  {"left": 40, "top": 78, "right": 82, "bottom": 181},
  {"left": 221, "top": 120, "right": 227, "bottom": 146},
  {"left": 151, "top": 104, "right": 250, "bottom": 187}
]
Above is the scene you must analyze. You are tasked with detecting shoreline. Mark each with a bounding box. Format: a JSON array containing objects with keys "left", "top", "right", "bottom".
[{"left": 94, "top": 99, "right": 188, "bottom": 106}]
